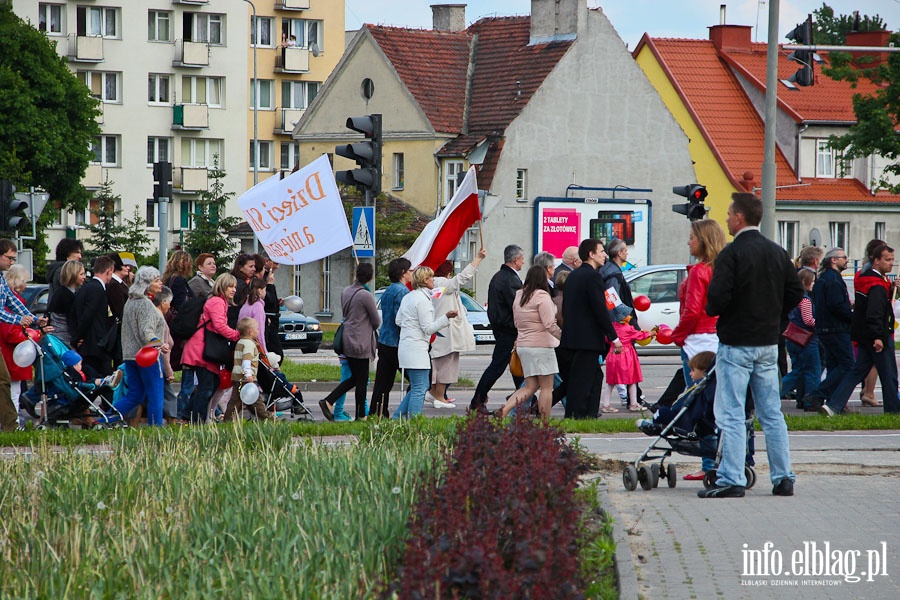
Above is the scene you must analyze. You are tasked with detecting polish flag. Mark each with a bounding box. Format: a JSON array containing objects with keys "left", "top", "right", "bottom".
[{"left": 403, "top": 166, "right": 481, "bottom": 270}]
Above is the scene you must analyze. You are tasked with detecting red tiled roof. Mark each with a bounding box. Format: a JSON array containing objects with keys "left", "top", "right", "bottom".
[
  {"left": 639, "top": 36, "right": 900, "bottom": 204},
  {"left": 367, "top": 26, "right": 470, "bottom": 133}
]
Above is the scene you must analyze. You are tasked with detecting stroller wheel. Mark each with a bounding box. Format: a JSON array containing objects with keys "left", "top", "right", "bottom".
[
  {"left": 703, "top": 469, "right": 718, "bottom": 489},
  {"left": 622, "top": 466, "right": 638, "bottom": 491},
  {"left": 667, "top": 464, "right": 677, "bottom": 488},
  {"left": 744, "top": 466, "right": 757, "bottom": 490},
  {"left": 650, "top": 463, "right": 661, "bottom": 488},
  {"left": 638, "top": 465, "right": 653, "bottom": 491}
]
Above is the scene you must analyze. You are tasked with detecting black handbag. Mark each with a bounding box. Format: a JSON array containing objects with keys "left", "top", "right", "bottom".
[
  {"left": 97, "top": 319, "right": 120, "bottom": 355},
  {"left": 782, "top": 322, "right": 813, "bottom": 347},
  {"left": 332, "top": 323, "right": 345, "bottom": 355},
  {"left": 202, "top": 323, "right": 233, "bottom": 366}
]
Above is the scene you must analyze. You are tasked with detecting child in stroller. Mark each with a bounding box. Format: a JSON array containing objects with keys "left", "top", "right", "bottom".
[{"left": 255, "top": 346, "right": 314, "bottom": 419}]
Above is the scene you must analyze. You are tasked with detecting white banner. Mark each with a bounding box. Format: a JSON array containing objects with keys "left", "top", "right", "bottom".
[{"left": 237, "top": 154, "right": 353, "bottom": 265}]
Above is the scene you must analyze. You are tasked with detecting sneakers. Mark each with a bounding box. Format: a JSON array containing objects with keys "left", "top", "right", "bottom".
[
  {"left": 635, "top": 419, "right": 661, "bottom": 436},
  {"left": 334, "top": 411, "right": 355, "bottom": 422},
  {"left": 432, "top": 398, "right": 456, "bottom": 409},
  {"left": 818, "top": 404, "right": 836, "bottom": 417},
  {"left": 772, "top": 478, "right": 794, "bottom": 496},
  {"left": 697, "top": 484, "right": 745, "bottom": 498}
]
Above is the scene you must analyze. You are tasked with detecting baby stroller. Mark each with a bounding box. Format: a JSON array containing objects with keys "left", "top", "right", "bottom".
[
  {"left": 255, "top": 349, "right": 314, "bottom": 421},
  {"left": 20, "top": 334, "right": 124, "bottom": 429},
  {"left": 622, "top": 362, "right": 757, "bottom": 491}
]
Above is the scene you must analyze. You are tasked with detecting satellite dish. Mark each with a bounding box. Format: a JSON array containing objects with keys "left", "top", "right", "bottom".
[
  {"left": 809, "top": 228, "right": 822, "bottom": 247},
  {"left": 311, "top": 42, "right": 320, "bottom": 57}
]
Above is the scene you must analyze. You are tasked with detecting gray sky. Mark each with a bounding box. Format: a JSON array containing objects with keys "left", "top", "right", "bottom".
[{"left": 345, "top": 1, "right": 899, "bottom": 49}]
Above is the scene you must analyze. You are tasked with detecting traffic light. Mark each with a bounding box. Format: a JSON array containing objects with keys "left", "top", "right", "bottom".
[
  {"left": 335, "top": 114, "right": 382, "bottom": 197},
  {"left": 153, "top": 161, "right": 173, "bottom": 201},
  {"left": 0, "top": 180, "right": 29, "bottom": 236},
  {"left": 786, "top": 16, "right": 814, "bottom": 86},
  {"left": 672, "top": 184, "right": 708, "bottom": 221}
]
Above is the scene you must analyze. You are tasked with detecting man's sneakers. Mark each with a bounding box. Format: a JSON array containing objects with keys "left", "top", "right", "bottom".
[
  {"left": 697, "top": 484, "right": 745, "bottom": 498},
  {"left": 818, "top": 404, "right": 836, "bottom": 417},
  {"left": 426, "top": 391, "right": 455, "bottom": 409},
  {"left": 772, "top": 478, "right": 794, "bottom": 496}
]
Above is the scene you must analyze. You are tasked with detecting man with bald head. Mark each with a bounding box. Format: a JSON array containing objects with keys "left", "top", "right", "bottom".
[{"left": 554, "top": 246, "right": 581, "bottom": 281}]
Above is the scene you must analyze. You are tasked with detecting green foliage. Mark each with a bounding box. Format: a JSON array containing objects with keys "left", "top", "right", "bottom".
[
  {"left": 812, "top": 3, "right": 887, "bottom": 45},
  {"left": 0, "top": 4, "right": 99, "bottom": 211},
  {"left": 84, "top": 177, "right": 129, "bottom": 262},
  {"left": 122, "top": 206, "right": 153, "bottom": 263},
  {"left": 182, "top": 156, "right": 241, "bottom": 267}
]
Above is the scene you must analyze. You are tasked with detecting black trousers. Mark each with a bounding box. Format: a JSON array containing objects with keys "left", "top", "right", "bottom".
[
  {"left": 565, "top": 350, "right": 604, "bottom": 419},
  {"left": 471, "top": 329, "right": 523, "bottom": 409},
  {"left": 323, "top": 357, "right": 369, "bottom": 419},
  {"left": 370, "top": 343, "right": 399, "bottom": 418}
]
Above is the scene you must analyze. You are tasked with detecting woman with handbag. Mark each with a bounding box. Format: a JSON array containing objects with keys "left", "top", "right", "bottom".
[
  {"left": 182, "top": 274, "right": 240, "bottom": 423},
  {"left": 781, "top": 269, "right": 821, "bottom": 402},
  {"left": 496, "top": 265, "right": 561, "bottom": 420},
  {"left": 318, "top": 263, "right": 381, "bottom": 421},
  {"left": 670, "top": 219, "right": 726, "bottom": 480}
]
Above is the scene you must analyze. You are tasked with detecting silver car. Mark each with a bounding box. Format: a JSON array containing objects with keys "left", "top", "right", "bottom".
[{"left": 374, "top": 288, "right": 495, "bottom": 344}]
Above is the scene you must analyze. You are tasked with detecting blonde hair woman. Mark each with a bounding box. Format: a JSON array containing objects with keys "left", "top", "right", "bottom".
[{"left": 46, "top": 259, "right": 85, "bottom": 345}]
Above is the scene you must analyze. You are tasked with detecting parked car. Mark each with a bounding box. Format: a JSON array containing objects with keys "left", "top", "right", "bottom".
[
  {"left": 623, "top": 264, "right": 688, "bottom": 350},
  {"left": 277, "top": 307, "right": 323, "bottom": 353},
  {"left": 22, "top": 284, "right": 49, "bottom": 314},
  {"left": 374, "top": 288, "right": 495, "bottom": 344}
]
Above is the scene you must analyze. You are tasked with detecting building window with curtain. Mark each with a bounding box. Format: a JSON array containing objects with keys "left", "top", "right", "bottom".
[
  {"left": 392, "top": 153, "right": 404, "bottom": 190},
  {"left": 778, "top": 221, "right": 799, "bottom": 259},
  {"left": 829, "top": 221, "right": 849, "bottom": 251}
]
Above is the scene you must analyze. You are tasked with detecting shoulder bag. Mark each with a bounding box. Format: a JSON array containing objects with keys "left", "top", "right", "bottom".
[
  {"left": 509, "top": 342, "right": 524, "bottom": 378},
  {"left": 782, "top": 322, "right": 813, "bottom": 347},
  {"left": 202, "top": 321, "right": 234, "bottom": 366}
]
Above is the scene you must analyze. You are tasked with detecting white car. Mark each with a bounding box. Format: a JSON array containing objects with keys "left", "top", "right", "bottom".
[{"left": 623, "top": 264, "right": 688, "bottom": 349}]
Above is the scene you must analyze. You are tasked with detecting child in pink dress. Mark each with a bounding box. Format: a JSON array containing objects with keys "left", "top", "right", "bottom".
[{"left": 600, "top": 317, "right": 654, "bottom": 412}]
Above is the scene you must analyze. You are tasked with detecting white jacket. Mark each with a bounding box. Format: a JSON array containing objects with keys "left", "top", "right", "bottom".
[
  {"left": 430, "top": 263, "right": 477, "bottom": 358},
  {"left": 396, "top": 287, "right": 450, "bottom": 369}
]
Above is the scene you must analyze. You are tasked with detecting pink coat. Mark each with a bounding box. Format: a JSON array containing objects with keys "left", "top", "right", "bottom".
[{"left": 181, "top": 295, "right": 240, "bottom": 375}]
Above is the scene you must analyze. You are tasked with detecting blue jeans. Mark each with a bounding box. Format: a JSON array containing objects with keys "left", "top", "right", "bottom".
[
  {"left": 715, "top": 344, "right": 794, "bottom": 487},
  {"left": 112, "top": 359, "right": 165, "bottom": 426},
  {"left": 815, "top": 332, "right": 853, "bottom": 400},
  {"left": 176, "top": 367, "right": 196, "bottom": 420},
  {"left": 781, "top": 339, "right": 821, "bottom": 400},
  {"left": 392, "top": 369, "right": 430, "bottom": 419},
  {"left": 681, "top": 349, "right": 715, "bottom": 472}
]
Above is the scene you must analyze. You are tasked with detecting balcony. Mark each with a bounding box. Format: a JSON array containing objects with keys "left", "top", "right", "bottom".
[
  {"left": 275, "top": 108, "right": 305, "bottom": 135},
  {"left": 275, "top": 47, "right": 310, "bottom": 73},
  {"left": 172, "top": 104, "right": 209, "bottom": 130},
  {"left": 172, "top": 1, "right": 209, "bottom": 5},
  {"left": 82, "top": 164, "right": 104, "bottom": 189},
  {"left": 173, "top": 39, "right": 209, "bottom": 67},
  {"left": 176, "top": 167, "right": 208, "bottom": 192},
  {"left": 275, "top": 0, "right": 310, "bottom": 10},
  {"left": 67, "top": 34, "right": 103, "bottom": 62}
]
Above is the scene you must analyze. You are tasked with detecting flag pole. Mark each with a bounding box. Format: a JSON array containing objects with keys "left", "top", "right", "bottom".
[{"left": 478, "top": 219, "right": 484, "bottom": 249}]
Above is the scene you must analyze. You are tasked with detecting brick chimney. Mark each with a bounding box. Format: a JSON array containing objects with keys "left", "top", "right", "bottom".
[
  {"left": 709, "top": 24, "right": 752, "bottom": 52},
  {"left": 431, "top": 4, "right": 466, "bottom": 32},
  {"left": 530, "top": 0, "right": 581, "bottom": 44},
  {"left": 845, "top": 30, "right": 892, "bottom": 69}
]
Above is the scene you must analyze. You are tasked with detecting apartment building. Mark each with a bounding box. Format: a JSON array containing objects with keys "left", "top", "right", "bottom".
[{"left": 14, "top": 1, "right": 342, "bottom": 266}]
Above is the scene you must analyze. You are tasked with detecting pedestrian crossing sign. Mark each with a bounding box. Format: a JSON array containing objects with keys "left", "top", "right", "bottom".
[{"left": 352, "top": 206, "right": 375, "bottom": 257}]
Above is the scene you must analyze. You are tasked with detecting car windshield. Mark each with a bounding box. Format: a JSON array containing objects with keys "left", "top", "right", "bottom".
[{"left": 21, "top": 286, "right": 42, "bottom": 304}]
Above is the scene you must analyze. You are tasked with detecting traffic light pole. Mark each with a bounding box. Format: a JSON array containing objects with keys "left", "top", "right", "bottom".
[
  {"left": 760, "top": 0, "right": 779, "bottom": 241},
  {"left": 158, "top": 197, "right": 170, "bottom": 272}
]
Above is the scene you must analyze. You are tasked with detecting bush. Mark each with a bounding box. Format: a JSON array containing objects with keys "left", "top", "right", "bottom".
[{"left": 388, "top": 414, "right": 585, "bottom": 598}]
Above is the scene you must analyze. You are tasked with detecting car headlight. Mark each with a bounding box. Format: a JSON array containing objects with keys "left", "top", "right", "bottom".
[{"left": 307, "top": 323, "right": 320, "bottom": 331}]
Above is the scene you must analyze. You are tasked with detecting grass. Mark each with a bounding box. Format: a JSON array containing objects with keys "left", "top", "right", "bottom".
[{"left": 278, "top": 360, "right": 473, "bottom": 386}]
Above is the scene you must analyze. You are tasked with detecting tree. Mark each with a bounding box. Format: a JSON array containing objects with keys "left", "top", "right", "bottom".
[
  {"left": 122, "top": 206, "right": 153, "bottom": 263},
  {"left": 812, "top": 3, "right": 887, "bottom": 45},
  {"left": 0, "top": 3, "right": 99, "bottom": 211},
  {"left": 84, "top": 177, "right": 128, "bottom": 262},
  {"left": 182, "top": 156, "right": 241, "bottom": 266}
]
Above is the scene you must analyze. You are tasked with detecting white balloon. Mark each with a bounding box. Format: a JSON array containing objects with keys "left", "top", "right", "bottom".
[
  {"left": 283, "top": 295, "right": 304, "bottom": 313},
  {"left": 240, "top": 383, "right": 260, "bottom": 405},
  {"left": 13, "top": 340, "right": 37, "bottom": 368}
]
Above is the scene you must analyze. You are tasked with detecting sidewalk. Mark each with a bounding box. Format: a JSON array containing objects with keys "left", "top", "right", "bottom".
[{"left": 577, "top": 431, "right": 900, "bottom": 599}]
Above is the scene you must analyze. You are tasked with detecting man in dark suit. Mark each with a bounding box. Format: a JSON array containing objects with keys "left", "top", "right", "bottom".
[
  {"left": 559, "top": 238, "right": 622, "bottom": 419},
  {"left": 702, "top": 193, "right": 804, "bottom": 499},
  {"left": 553, "top": 246, "right": 580, "bottom": 281},
  {"left": 106, "top": 253, "right": 129, "bottom": 366},
  {"left": 74, "top": 255, "right": 116, "bottom": 377}
]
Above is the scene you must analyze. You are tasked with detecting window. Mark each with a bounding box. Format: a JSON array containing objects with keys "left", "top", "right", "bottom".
[
  {"left": 184, "top": 12, "right": 223, "bottom": 45},
  {"left": 281, "top": 142, "right": 300, "bottom": 171},
  {"left": 39, "top": 4, "right": 63, "bottom": 34},
  {"left": 875, "top": 222, "right": 886, "bottom": 241},
  {"left": 77, "top": 6, "right": 118, "bottom": 38},
  {"left": 281, "top": 18, "right": 324, "bottom": 51},
  {"left": 816, "top": 140, "right": 835, "bottom": 178},
  {"left": 250, "top": 79, "right": 274, "bottom": 110},
  {"left": 148, "top": 74, "right": 171, "bottom": 104},
  {"left": 444, "top": 160, "right": 464, "bottom": 205},
  {"left": 91, "top": 135, "right": 118, "bottom": 166},
  {"left": 392, "top": 153, "right": 404, "bottom": 190},
  {"left": 251, "top": 16, "right": 273, "bottom": 47},
  {"left": 180, "top": 139, "right": 223, "bottom": 168},
  {"left": 515, "top": 169, "right": 527, "bottom": 201},
  {"left": 79, "top": 71, "right": 120, "bottom": 103},
  {"left": 182, "top": 76, "right": 223, "bottom": 107},
  {"left": 778, "top": 221, "right": 799, "bottom": 259},
  {"left": 147, "top": 137, "right": 172, "bottom": 165},
  {"left": 281, "top": 80, "right": 320, "bottom": 109},
  {"left": 320, "top": 255, "right": 332, "bottom": 312},
  {"left": 146, "top": 199, "right": 156, "bottom": 228},
  {"left": 628, "top": 270, "right": 679, "bottom": 304},
  {"left": 148, "top": 10, "right": 171, "bottom": 42},
  {"left": 829, "top": 221, "right": 849, "bottom": 251},
  {"left": 180, "top": 200, "right": 194, "bottom": 229},
  {"left": 250, "top": 141, "right": 273, "bottom": 170}
]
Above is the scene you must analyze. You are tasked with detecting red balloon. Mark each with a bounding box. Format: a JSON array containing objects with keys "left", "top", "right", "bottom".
[
  {"left": 656, "top": 328, "right": 673, "bottom": 345},
  {"left": 219, "top": 367, "right": 233, "bottom": 390},
  {"left": 135, "top": 346, "right": 159, "bottom": 368},
  {"left": 634, "top": 295, "right": 651, "bottom": 312}
]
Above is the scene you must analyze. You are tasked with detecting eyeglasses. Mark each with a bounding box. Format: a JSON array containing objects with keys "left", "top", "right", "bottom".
[{"left": 1, "top": 254, "right": 16, "bottom": 261}]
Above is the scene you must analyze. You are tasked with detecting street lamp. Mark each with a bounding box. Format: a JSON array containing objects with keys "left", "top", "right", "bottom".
[{"left": 243, "top": 0, "right": 259, "bottom": 252}]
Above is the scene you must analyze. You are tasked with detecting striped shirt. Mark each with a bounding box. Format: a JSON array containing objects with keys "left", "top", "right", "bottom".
[{"left": 0, "top": 273, "right": 34, "bottom": 325}]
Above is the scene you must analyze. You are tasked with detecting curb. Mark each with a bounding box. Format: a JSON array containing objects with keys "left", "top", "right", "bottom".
[{"left": 596, "top": 475, "right": 641, "bottom": 599}]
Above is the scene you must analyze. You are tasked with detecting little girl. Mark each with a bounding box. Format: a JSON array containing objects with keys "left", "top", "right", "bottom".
[{"left": 600, "top": 316, "right": 654, "bottom": 413}]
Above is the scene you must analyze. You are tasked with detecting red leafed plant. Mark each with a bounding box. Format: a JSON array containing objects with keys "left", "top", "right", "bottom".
[{"left": 386, "top": 413, "right": 585, "bottom": 599}]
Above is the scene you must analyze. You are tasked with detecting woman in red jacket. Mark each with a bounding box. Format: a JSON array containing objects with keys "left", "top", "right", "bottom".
[
  {"left": 670, "top": 219, "right": 726, "bottom": 480},
  {"left": 182, "top": 274, "right": 240, "bottom": 423},
  {"left": 0, "top": 265, "right": 41, "bottom": 425}
]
